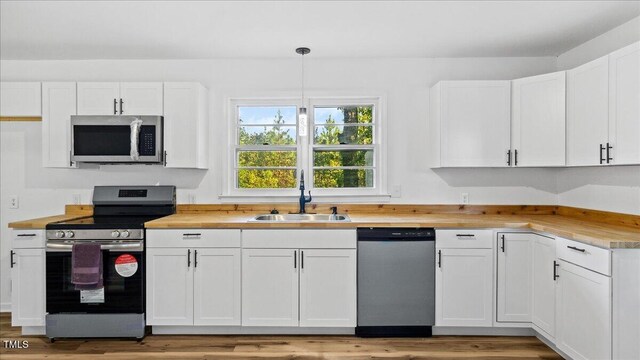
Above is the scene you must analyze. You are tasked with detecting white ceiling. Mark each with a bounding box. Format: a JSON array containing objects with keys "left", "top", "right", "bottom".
[{"left": 1, "top": 1, "right": 639, "bottom": 60}]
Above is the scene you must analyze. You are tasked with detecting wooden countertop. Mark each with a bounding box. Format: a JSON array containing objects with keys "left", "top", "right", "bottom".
[
  {"left": 8, "top": 214, "right": 89, "bottom": 229},
  {"left": 8, "top": 204, "right": 639, "bottom": 249},
  {"left": 144, "top": 212, "right": 640, "bottom": 249}
]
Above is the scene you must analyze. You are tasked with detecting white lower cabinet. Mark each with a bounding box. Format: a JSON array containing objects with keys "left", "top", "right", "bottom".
[
  {"left": 435, "top": 247, "right": 493, "bottom": 327},
  {"left": 556, "top": 260, "right": 611, "bottom": 360},
  {"left": 299, "top": 249, "right": 357, "bottom": 327},
  {"left": 146, "top": 230, "right": 241, "bottom": 326},
  {"left": 10, "top": 230, "right": 46, "bottom": 329},
  {"left": 241, "top": 249, "right": 299, "bottom": 327},
  {"left": 531, "top": 234, "right": 556, "bottom": 338},
  {"left": 242, "top": 247, "right": 357, "bottom": 327},
  {"left": 496, "top": 233, "right": 532, "bottom": 323},
  {"left": 11, "top": 248, "right": 46, "bottom": 327}
]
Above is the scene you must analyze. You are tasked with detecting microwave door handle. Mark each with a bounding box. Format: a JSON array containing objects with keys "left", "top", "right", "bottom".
[{"left": 129, "top": 118, "right": 143, "bottom": 160}]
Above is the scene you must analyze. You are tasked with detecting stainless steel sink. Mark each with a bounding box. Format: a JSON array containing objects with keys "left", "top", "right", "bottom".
[{"left": 250, "top": 214, "right": 351, "bottom": 222}]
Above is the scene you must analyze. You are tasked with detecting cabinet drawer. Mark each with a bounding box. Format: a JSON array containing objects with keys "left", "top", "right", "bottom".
[
  {"left": 12, "top": 230, "right": 45, "bottom": 249},
  {"left": 435, "top": 229, "right": 493, "bottom": 249},
  {"left": 147, "top": 229, "right": 241, "bottom": 248},
  {"left": 556, "top": 237, "right": 610, "bottom": 276},
  {"left": 242, "top": 229, "right": 356, "bottom": 249}
]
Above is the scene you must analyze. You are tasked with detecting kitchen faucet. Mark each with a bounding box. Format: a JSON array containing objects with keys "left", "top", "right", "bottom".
[{"left": 298, "top": 170, "right": 312, "bottom": 214}]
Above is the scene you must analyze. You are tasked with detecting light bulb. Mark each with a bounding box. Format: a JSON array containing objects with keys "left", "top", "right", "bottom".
[{"left": 298, "top": 107, "right": 308, "bottom": 137}]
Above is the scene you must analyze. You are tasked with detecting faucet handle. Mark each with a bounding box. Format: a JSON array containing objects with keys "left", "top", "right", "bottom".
[{"left": 330, "top": 206, "right": 338, "bottom": 215}]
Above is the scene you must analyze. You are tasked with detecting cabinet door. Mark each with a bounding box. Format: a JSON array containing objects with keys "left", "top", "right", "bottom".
[
  {"left": 42, "top": 82, "right": 77, "bottom": 168},
  {"left": 120, "top": 82, "right": 163, "bottom": 115},
  {"left": 299, "top": 249, "right": 356, "bottom": 327},
  {"left": 567, "top": 56, "right": 609, "bottom": 166},
  {"left": 436, "top": 248, "right": 493, "bottom": 327},
  {"left": 77, "top": 82, "right": 120, "bottom": 115},
  {"left": 0, "top": 82, "right": 41, "bottom": 116},
  {"left": 531, "top": 234, "right": 556, "bottom": 338},
  {"left": 11, "top": 248, "right": 45, "bottom": 327},
  {"left": 193, "top": 248, "right": 241, "bottom": 326},
  {"left": 556, "top": 260, "right": 611, "bottom": 360},
  {"left": 242, "top": 248, "right": 299, "bottom": 326},
  {"left": 511, "top": 72, "right": 566, "bottom": 167},
  {"left": 608, "top": 42, "right": 640, "bottom": 165},
  {"left": 146, "top": 248, "right": 193, "bottom": 325},
  {"left": 163, "top": 82, "right": 208, "bottom": 169},
  {"left": 497, "top": 233, "right": 532, "bottom": 323},
  {"left": 440, "top": 81, "right": 511, "bottom": 167}
]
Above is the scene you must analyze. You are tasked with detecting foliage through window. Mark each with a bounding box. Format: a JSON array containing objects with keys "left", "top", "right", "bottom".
[{"left": 233, "top": 100, "right": 379, "bottom": 192}]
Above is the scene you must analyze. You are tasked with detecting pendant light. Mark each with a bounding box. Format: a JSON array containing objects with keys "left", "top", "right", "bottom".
[{"left": 296, "top": 47, "right": 310, "bottom": 137}]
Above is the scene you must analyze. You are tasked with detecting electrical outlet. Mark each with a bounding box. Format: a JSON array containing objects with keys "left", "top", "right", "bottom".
[
  {"left": 9, "top": 195, "right": 19, "bottom": 209},
  {"left": 73, "top": 194, "right": 81, "bottom": 205},
  {"left": 188, "top": 193, "right": 196, "bottom": 204},
  {"left": 461, "top": 192, "right": 469, "bottom": 205},
  {"left": 391, "top": 185, "right": 402, "bottom": 198}
]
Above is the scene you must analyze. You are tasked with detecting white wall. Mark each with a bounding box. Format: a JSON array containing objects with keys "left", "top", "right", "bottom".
[
  {"left": 555, "top": 16, "right": 640, "bottom": 215},
  {"left": 0, "top": 56, "right": 560, "bottom": 307}
]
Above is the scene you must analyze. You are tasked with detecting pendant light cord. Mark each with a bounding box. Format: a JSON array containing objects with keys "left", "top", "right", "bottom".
[{"left": 301, "top": 52, "right": 305, "bottom": 104}]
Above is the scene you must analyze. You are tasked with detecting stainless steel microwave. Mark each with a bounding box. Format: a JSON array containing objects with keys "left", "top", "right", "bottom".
[{"left": 71, "top": 116, "right": 163, "bottom": 164}]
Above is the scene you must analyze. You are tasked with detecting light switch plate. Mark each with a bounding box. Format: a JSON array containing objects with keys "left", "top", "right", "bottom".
[
  {"left": 391, "top": 185, "right": 402, "bottom": 198},
  {"left": 73, "top": 194, "right": 81, "bottom": 205}
]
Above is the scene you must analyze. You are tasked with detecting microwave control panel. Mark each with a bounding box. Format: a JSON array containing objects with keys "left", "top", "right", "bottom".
[{"left": 139, "top": 126, "right": 156, "bottom": 156}]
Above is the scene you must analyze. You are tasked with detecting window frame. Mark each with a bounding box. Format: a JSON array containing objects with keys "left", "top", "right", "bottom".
[{"left": 224, "top": 96, "right": 387, "bottom": 198}]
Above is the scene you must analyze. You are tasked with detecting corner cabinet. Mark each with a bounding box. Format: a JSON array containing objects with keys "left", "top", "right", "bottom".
[
  {"left": 531, "top": 234, "right": 556, "bottom": 338},
  {"left": 511, "top": 72, "right": 566, "bottom": 167},
  {"left": 496, "top": 232, "right": 533, "bottom": 323},
  {"left": 241, "top": 230, "right": 357, "bottom": 328},
  {"left": 10, "top": 230, "right": 46, "bottom": 333},
  {"left": 146, "top": 230, "right": 242, "bottom": 326},
  {"left": 42, "top": 82, "right": 77, "bottom": 168},
  {"left": 163, "top": 82, "right": 209, "bottom": 169},
  {"left": 429, "top": 81, "right": 511, "bottom": 167}
]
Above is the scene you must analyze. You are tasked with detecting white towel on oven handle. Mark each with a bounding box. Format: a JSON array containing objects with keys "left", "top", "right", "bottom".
[{"left": 130, "top": 117, "right": 143, "bottom": 160}]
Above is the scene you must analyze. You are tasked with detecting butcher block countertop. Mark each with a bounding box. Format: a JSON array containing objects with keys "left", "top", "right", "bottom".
[{"left": 8, "top": 204, "right": 640, "bottom": 249}]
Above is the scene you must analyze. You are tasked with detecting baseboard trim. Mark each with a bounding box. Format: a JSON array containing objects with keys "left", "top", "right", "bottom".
[
  {"left": 151, "top": 326, "right": 355, "bottom": 335},
  {"left": 433, "top": 326, "right": 535, "bottom": 336}
]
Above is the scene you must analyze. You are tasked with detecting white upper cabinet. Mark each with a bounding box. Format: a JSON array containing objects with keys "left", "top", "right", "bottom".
[
  {"left": 119, "top": 82, "right": 163, "bottom": 115},
  {"left": 77, "top": 82, "right": 120, "bottom": 115},
  {"left": 511, "top": 72, "right": 566, "bottom": 167},
  {"left": 608, "top": 42, "right": 640, "bottom": 165},
  {"left": 430, "top": 81, "right": 511, "bottom": 167},
  {"left": 0, "top": 82, "right": 41, "bottom": 117},
  {"left": 567, "top": 56, "right": 610, "bottom": 166},
  {"left": 42, "top": 82, "right": 77, "bottom": 168},
  {"left": 77, "top": 82, "right": 162, "bottom": 115},
  {"left": 163, "top": 82, "right": 209, "bottom": 169}
]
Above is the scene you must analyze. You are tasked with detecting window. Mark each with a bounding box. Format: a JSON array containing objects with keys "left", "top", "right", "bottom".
[{"left": 228, "top": 97, "right": 384, "bottom": 196}]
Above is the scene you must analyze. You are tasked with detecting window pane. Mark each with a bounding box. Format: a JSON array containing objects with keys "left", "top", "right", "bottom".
[
  {"left": 239, "top": 106, "right": 297, "bottom": 125},
  {"left": 238, "top": 151, "right": 297, "bottom": 167},
  {"left": 313, "top": 150, "right": 374, "bottom": 167},
  {"left": 239, "top": 126, "right": 297, "bottom": 145},
  {"left": 314, "top": 106, "right": 373, "bottom": 125},
  {"left": 238, "top": 169, "right": 297, "bottom": 189},
  {"left": 313, "top": 169, "right": 374, "bottom": 188},
  {"left": 313, "top": 125, "right": 372, "bottom": 145}
]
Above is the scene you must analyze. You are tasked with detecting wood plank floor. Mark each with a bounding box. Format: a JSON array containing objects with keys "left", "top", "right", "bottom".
[{"left": 0, "top": 313, "right": 562, "bottom": 359}]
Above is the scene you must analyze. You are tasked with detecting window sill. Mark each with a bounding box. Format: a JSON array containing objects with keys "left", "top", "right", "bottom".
[{"left": 218, "top": 193, "right": 392, "bottom": 204}]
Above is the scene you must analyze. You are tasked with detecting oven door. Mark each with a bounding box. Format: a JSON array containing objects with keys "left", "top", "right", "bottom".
[
  {"left": 70, "top": 115, "right": 163, "bottom": 163},
  {"left": 46, "top": 240, "right": 145, "bottom": 314}
]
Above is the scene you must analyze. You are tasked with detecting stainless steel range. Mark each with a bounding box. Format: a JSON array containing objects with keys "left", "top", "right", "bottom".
[{"left": 45, "top": 185, "right": 175, "bottom": 340}]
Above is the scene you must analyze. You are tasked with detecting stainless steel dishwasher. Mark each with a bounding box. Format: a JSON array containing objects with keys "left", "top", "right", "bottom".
[{"left": 356, "top": 227, "right": 435, "bottom": 337}]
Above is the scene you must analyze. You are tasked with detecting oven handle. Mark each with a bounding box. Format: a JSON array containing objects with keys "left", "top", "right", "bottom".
[{"left": 46, "top": 241, "right": 144, "bottom": 252}]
